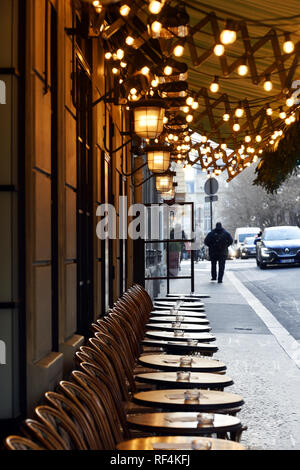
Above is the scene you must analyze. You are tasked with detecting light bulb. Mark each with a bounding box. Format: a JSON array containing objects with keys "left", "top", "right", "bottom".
[
  {"left": 210, "top": 77, "right": 219, "bottom": 93},
  {"left": 192, "top": 101, "right": 199, "bottom": 110},
  {"left": 141, "top": 66, "right": 150, "bottom": 75},
  {"left": 279, "top": 108, "right": 286, "bottom": 119},
  {"left": 223, "top": 113, "right": 230, "bottom": 121},
  {"left": 112, "top": 67, "right": 119, "bottom": 74},
  {"left": 233, "top": 122, "right": 240, "bottom": 132},
  {"left": 220, "top": 29, "right": 237, "bottom": 45},
  {"left": 201, "top": 135, "right": 208, "bottom": 143},
  {"left": 148, "top": 0, "right": 163, "bottom": 14},
  {"left": 285, "top": 117, "right": 292, "bottom": 125},
  {"left": 151, "top": 78, "right": 159, "bottom": 87},
  {"left": 130, "top": 88, "right": 137, "bottom": 95},
  {"left": 221, "top": 142, "right": 227, "bottom": 150},
  {"left": 116, "top": 49, "right": 124, "bottom": 60},
  {"left": 184, "top": 135, "right": 191, "bottom": 142},
  {"left": 151, "top": 21, "right": 162, "bottom": 34},
  {"left": 173, "top": 44, "right": 185, "bottom": 57},
  {"left": 266, "top": 106, "right": 273, "bottom": 116},
  {"left": 126, "top": 36, "right": 135, "bottom": 46},
  {"left": 283, "top": 34, "right": 294, "bottom": 54},
  {"left": 256, "top": 135, "right": 262, "bottom": 143},
  {"left": 163, "top": 116, "right": 168, "bottom": 124},
  {"left": 290, "top": 114, "right": 296, "bottom": 123},
  {"left": 120, "top": 4, "right": 130, "bottom": 16},
  {"left": 186, "top": 114, "right": 193, "bottom": 123},
  {"left": 105, "top": 52, "right": 112, "bottom": 60},
  {"left": 238, "top": 64, "right": 248, "bottom": 76},
  {"left": 245, "top": 135, "right": 251, "bottom": 143},
  {"left": 286, "top": 97, "right": 294, "bottom": 107},
  {"left": 173, "top": 135, "right": 178, "bottom": 142},
  {"left": 264, "top": 77, "right": 272, "bottom": 91},
  {"left": 164, "top": 65, "right": 173, "bottom": 76},
  {"left": 120, "top": 61, "right": 127, "bottom": 68},
  {"left": 235, "top": 107, "right": 244, "bottom": 118},
  {"left": 186, "top": 97, "right": 194, "bottom": 106},
  {"left": 168, "top": 134, "right": 174, "bottom": 140},
  {"left": 214, "top": 44, "right": 225, "bottom": 56},
  {"left": 93, "top": 0, "right": 100, "bottom": 5},
  {"left": 182, "top": 106, "right": 189, "bottom": 113}
]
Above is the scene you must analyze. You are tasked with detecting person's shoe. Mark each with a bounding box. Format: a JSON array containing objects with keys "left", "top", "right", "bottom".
[
  {"left": 218, "top": 280, "right": 223, "bottom": 283},
  {"left": 211, "top": 278, "right": 217, "bottom": 281}
]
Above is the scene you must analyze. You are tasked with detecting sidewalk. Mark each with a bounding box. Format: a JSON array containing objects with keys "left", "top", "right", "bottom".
[{"left": 158, "top": 262, "right": 300, "bottom": 450}]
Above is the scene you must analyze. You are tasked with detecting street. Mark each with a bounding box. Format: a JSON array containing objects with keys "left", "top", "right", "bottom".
[
  {"left": 162, "top": 258, "right": 300, "bottom": 450},
  {"left": 198, "top": 258, "right": 300, "bottom": 342}
]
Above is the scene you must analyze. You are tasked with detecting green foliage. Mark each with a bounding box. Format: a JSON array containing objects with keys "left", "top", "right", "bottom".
[{"left": 253, "top": 119, "right": 300, "bottom": 193}]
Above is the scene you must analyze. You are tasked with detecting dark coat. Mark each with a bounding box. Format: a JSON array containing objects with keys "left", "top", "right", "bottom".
[{"left": 204, "top": 227, "right": 233, "bottom": 259}]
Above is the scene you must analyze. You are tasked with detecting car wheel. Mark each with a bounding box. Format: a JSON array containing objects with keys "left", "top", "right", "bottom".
[{"left": 259, "top": 263, "right": 267, "bottom": 270}]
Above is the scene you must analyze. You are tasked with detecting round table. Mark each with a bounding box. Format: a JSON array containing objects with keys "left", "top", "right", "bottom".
[
  {"left": 146, "top": 323, "right": 211, "bottom": 333},
  {"left": 135, "top": 371, "right": 233, "bottom": 389},
  {"left": 132, "top": 389, "right": 244, "bottom": 412},
  {"left": 145, "top": 330, "right": 216, "bottom": 343},
  {"left": 150, "top": 310, "right": 206, "bottom": 318},
  {"left": 154, "top": 301, "right": 204, "bottom": 308},
  {"left": 166, "top": 293, "right": 210, "bottom": 298},
  {"left": 141, "top": 339, "right": 218, "bottom": 355},
  {"left": 154, "top": 305, "right": 206, "bottom": 312},
  {"left": 116, "top": 436, "right": 246, "bottom": 450},
  {"left": 126, "top": 412, "right": 243, "bottom": 440},
  {"left": 138, "top": 355, "right": 226, "bottom": 373},
  {"left": 149, "top": 316, "right": 209, "bottom": 325}
]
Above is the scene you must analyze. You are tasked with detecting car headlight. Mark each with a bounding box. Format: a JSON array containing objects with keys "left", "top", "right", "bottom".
[{"left": 261, "top": 247, "right": 272, "bottom": 257}]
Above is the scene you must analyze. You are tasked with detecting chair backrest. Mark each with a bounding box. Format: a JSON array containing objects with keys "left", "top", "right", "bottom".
[
  {"left": 23, "top": 419, "right": 66, "bottom": 450},
  {"left": 88, "top": 336, "right": 130, "bottom": 400},
  {"left": 5, "top": 435, "right": 45, "bottom": 450},
  {"left": 94, "top": 331, "right": 137, "bottom": 393},
  {"left": 101, "top": 316, "right": 136, "bottom": 366},
  {"left": 35, "top": 405, "right": 87, "bottom": 450},
  {"left": 59, "top": 380, "right": 111, "bottom": 450},
  {"left": 71, "top": 369, "right": 129, "bottom": 445},
  {"left": 45, "top": 391, "right": 98, "bottom": 450}
]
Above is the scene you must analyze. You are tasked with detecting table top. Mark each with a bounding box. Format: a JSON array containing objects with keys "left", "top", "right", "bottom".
[
  {"left": 141, "top": 339, "right": 218, "bottom": 354},
  {"left": 116, "top": 436, "right": 246, "bottom": 450},
  {"left": 135, "top": 371, "right": 233, "bottom": 389},
  {"left": 138, "top": 354, "right": 226, "bottom": 372},
  {"left": 126, "top": 412, "right": 241, "bottom": 435},
  {"left": 133, "top": 389, "right": 244, "bottom": 412},
  {"left": 167, "top": 293, "right": 210, "bottom": 298},
  {"left": 150, "top": 310, "right": 207, "bottom": 318},
  {"left": 155, "top": 297, "right": 205, "bottom": 303},
  {"left": 146, "top": 323, "right": 211, "bottom": 333},
  {"left": 154, "top": 301, "right": 204, "bottom": 308},
  {"left": 154, "top": 305, "right": 205, "bottom": 312},
  {"left": 149, "top": 316, "right": 209, "bottom": 324},
  {"left": 145, "top": 330, "right": 216, "bottom": 343}
]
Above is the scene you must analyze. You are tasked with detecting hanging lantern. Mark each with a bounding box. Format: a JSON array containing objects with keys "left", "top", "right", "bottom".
[
  {"left": 156, "top": 172, "right": 174, "bottom": 192},
  {"left": 146, "top": 145, "right": 171, "bottom": 173},
  {"left": 130, "top": 98, "right": 167, "bottom": 139}
]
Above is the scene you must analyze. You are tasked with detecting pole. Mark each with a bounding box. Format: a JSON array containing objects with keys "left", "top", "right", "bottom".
[{"left": 209, "top": 178, "right": 213, "bottom": 231}]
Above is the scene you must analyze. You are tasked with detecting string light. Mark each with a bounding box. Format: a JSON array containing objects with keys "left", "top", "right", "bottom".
[
  {"left": 210, "top": 76, "right": 219, "bottom": 93},
  {"left": 130, "top": 88, "right": 137, "bottom": 95},
  {"left": 126, "top": 36, "right": 135, "bottom": 46},
  {"left": 105, "top": 52, "right": 112, "bottom": 60},
  {"left": 286, "top": 96, "right": 294, "bottom": 107},
  {"left": 164, "top": 65, "right": 173, "bottom": 76},
  {"left": 163, "top": 116, "right": 168, "bottom": 124},
  {"left": 120, "top": 61, "right": 127, "bottom": 68},
  {"left": 173, "top": 43, "right": 185, "bottom": 57},
  {"left": 141, "top": 66, "right": 150, "bottom": 75},
  {"left": 279, "top": 107, "right": 286, "bottom": 119},
  {"left": 186, "top": 96, "right": 194, "bottom": 106},
  {"left": 245, "top": 134, "right": 251, "bottom": 143},
  {"left": 112, "top": 67, "right": 119, "bottom": 74},
  {"left": 214, "top": 44, "right": 225, "bottom": 56},
  {"left": 235, "top": 103, "right": 244, "bottom": 118},
  {"left": 186, "top": 114, "right": 194, "bottom": 123},
  {"left": 283, "top": 33, "right": 295, "bottom": 54},
  {"left": 237, "top": 63, "right": 248, "bottom": 76},
  {"left": 148, "top": 0, "right": 163, "bottom": 14},
  {"left": 120, "top": 4, "right": 131, "bottom": 16},
  {"left": 223, "top": 113, "right": 230, "bottom": 121},
  {"left": 255, "top": 135, "right": 262, "bottom": 143},
  {"left": 116, "top": 49, "right": 124, "bottom": 60},
  {"left": 266, "top": 105, "right": 273, "bottom": 116},
  {"left": 233, "top": 120, "right": 240, "bottom": 132},
  {"left": 191, "top": 101, "right": 199, "bottom": 110},
  {"left": 151, "top": 21, "right": 162, "bottom": 34},
  {"left": 182, "top": 106, "right": 190, "bottom": 113},
  {"left": 263, "top": 75, "right": 272, "bottom": 92},
  {"left": 220, "top": 21, "right": 237, "bottom": 45}
]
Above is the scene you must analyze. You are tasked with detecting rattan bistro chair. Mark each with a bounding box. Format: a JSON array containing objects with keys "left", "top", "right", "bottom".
[
  {"left": 23, "top": 419, "right": 66, "bottom": 450},
  {"left": 5, "top": 436, "right": 45, "bottom": 450}
]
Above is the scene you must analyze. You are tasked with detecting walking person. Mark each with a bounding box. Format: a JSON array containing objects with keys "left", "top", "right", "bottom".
[{"left": 204, "top": 222, "right": 233, "bottom": 283}]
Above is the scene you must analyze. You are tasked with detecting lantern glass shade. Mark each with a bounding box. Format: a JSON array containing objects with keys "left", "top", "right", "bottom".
[
  {"left": 132, "top": 102, "right": 166, "bottom": 139},
  {"left": 156, "top": 174, "right": 173, "bottom": 192},
  {"left": 147, "top": 149, "right": 170, "bottom": 173}
]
